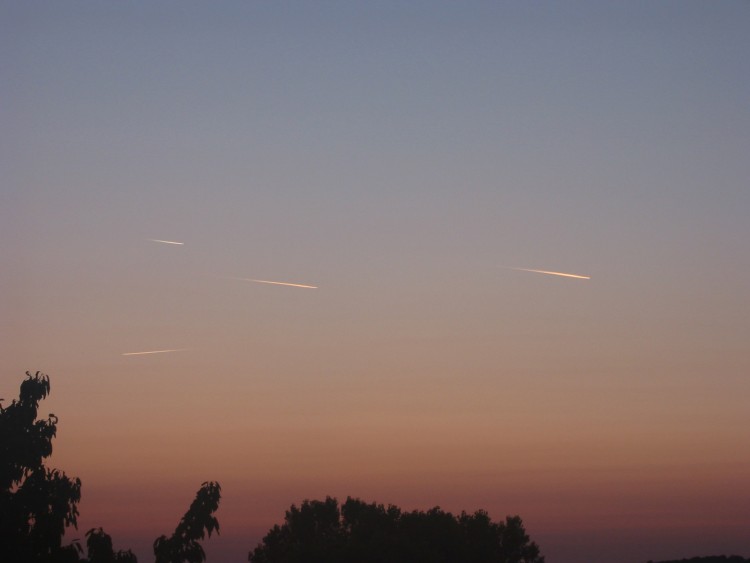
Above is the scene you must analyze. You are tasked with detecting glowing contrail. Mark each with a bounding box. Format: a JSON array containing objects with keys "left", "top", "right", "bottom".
[
  {"left": 149, "top": 239, "right": 184, "bottom": 245},
  {"left": 506, "top": 267, "right": 591, "bottom": 280},
  {"left": 229, "top": 277, "right": 318, "bottom": 289},
  {"left": 122, "top": 349, "right": 188, "bottom": 356}
]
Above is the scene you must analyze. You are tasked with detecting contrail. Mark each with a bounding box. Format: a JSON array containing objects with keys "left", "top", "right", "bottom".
[
  {"left": 149, "top": 239, "right": 184, "bottom": 245},
  {"left": 228, "top": 277, "right": 318, "bottom": 289},
  {"left": 506, "top": 267, "right": 590, "bottom": 280},
  {"left": 122, "top": 349, "right": 188, "bottom": 356}
]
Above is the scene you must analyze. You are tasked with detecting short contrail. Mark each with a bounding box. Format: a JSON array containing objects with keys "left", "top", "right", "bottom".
[
  {"left": 228, "top": 277, "right": 318, "bottom": 289},
  {"left": 149, "top": 239, "right": 184, "bottom": 245},
  {"left": 122, "top": 349, "right": 188, "bottom": 356},
  {"left": 506, "top": 267, "right": 591, "bottom": 280}
]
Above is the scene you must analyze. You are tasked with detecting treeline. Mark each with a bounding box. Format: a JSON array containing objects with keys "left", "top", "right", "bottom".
[{"left": 249, "top": 496, "right": 543, "bottom": 562}]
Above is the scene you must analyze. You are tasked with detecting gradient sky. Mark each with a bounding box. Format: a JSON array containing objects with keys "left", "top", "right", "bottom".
[{"left": 2, "top": 2, "right": 750, "bottom": 562}]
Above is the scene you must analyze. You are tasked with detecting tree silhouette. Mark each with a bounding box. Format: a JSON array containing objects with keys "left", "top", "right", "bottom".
[
  {"left": 76, "top": 483, "right": 221, "bottom": 563},
  {"left": 82, "top": 528, "right": 137, "bottom": 563},
  {"left": 1, "top": 371, "right": 221, "bottom": 563},
  {"left": 249, "top": 496, "right": 545, "bottom": 563},
  {"left": 153, "top": 481, "right": 222, "bottom": 563},
  {"left": 0, "top": 371, "right": 82, "bottom": 562}
]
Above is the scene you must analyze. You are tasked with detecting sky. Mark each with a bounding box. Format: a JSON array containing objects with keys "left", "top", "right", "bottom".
[{"left": 2, "top": 1, "right": 750, "bottom": 561}]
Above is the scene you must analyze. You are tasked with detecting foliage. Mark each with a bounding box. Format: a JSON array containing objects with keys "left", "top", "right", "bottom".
[
  {"left": 248, "top": 496, "right": 545, "bottom": 563},
  {"left": 83, "top": 528, "right": 137, "bottom": 563},
  {"left": 0, "top": 371, "right": 82, "bottom": 562},
  {"left": 153, "top": 481, "right": 222, "bottom": 563}
]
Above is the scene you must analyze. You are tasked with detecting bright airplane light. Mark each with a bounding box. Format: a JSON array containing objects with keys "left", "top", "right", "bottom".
[
  {"left": 507, "top": 267, "right": 591, "bottom": 280},
  {"left": 149, "top": 239, "right": 184, "bottom": 245},
  {"left": 122, "top": 349, "right": 187, "bottom": 356},
  {"left": 229, "top": 277, "right": 318, "bottom": 289}
]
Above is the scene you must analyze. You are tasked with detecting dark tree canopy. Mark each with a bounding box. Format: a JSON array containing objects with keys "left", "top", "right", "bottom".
[
  {"left": 0, "top": 371, "right": 82, "bottom": 562},
  {"left": 248, "top": 496, "right": 545, "bottom": 563}
]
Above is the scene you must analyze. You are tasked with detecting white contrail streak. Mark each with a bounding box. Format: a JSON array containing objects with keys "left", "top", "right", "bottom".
[
  {"left": 122, "top": 349, "right": 188, "bottom": 356},
  {"left": 506, "top": 267, "right": 591, "bottom": 280},
  {"left": 149, "top": 239, "right": 184, "bottom": 245},
  {"left": 228, "top": 277, "right": 318, "bottom": 289}
]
